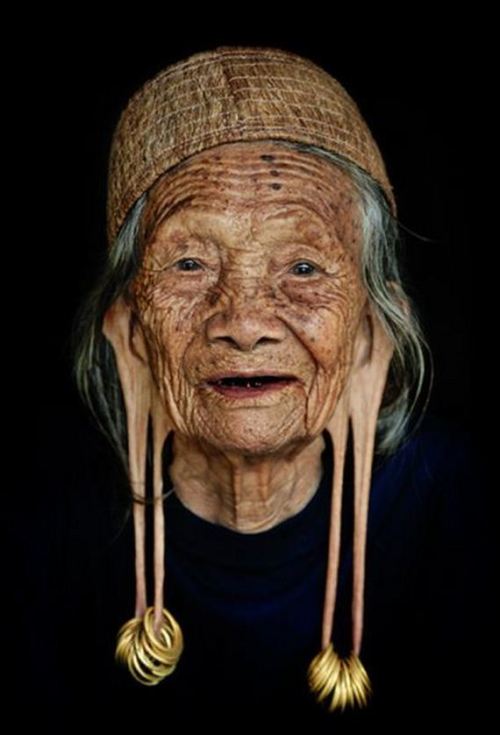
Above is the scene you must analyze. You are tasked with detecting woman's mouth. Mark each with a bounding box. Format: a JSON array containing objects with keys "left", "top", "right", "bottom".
[{"left": 205, "top": 375, "right": 297, "bottom": 398}]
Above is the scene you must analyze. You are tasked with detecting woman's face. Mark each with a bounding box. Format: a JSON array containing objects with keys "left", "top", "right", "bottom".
[{"left": 128, "top": 140, "right": 367, "bottom": 456}]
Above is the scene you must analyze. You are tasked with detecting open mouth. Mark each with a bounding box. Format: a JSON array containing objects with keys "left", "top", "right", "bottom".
[
  {"left": 205, "top": 375, "right": 297, "bottom": 396},
  {"left": 209, "top": 375, "right": 295, "bottom": 388}
]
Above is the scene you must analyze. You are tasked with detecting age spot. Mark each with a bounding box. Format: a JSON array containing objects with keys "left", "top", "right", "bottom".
[{"left": 270, "top": 183, "right": 282, "bottom": 190}]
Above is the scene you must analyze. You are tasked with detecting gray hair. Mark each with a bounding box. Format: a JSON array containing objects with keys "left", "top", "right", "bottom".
[{"left": 71, "top": 141, "right": 432, "bottom": 481}]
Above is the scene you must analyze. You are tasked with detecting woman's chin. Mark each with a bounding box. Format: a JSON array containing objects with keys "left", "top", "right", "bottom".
[{"left": 196, "top": 424, "right": 303, "bottom": 460}]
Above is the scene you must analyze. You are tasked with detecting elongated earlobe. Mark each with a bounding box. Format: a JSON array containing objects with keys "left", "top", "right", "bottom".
[
  {"left": 307, "top": 308, "right": 394, "bottom": 712},
  {"left": 102, "top": 295, "right": 184, "bottom": 685}
]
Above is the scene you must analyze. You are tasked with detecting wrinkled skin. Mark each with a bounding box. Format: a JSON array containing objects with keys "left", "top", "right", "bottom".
[{"left": 127, "top": 140, "right": 367, "bottom": 532}]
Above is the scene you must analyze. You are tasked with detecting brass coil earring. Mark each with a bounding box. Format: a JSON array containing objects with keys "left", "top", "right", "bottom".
[
  {"left": 307, "top": 643, "right": 372, "bottom": 712},
  {"left": 115, "top": 606, "right": 184, "bottom": 686}
]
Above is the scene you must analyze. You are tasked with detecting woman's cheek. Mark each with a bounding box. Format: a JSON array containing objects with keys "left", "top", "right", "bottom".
[{"left": 296, "top": 288, "right": 355, "bottom": 361}]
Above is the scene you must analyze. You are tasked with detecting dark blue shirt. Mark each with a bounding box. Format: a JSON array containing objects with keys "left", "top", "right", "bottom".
[{"left": 20, "top": 405, "right": 495, "bottom": 730}]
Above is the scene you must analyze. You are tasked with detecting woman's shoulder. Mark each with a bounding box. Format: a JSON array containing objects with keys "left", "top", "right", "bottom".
[
  {"left": 369, "top": 409, "right": 493, "bottom": 551},
  {"left": 378, "top": 409, "right": 488, "bottom": 490}
]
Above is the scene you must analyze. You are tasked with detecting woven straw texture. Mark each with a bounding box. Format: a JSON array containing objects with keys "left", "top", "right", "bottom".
[{"left": 106, "top": 45, "right": 397, "bottom": 246}]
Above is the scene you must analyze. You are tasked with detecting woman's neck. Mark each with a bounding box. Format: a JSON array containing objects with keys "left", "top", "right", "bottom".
[{"left": 168, "top": 431, "right": 326, "bottom": 533}]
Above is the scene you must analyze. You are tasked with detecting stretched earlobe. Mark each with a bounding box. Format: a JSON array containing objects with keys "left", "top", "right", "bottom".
[
  {"left": 102, "top": 295, "right": 184, "bottom": 684},
  {"left": 102, "top": 296, "right": 151, "bottom": 617},
  {"left": 308, "top": 307, "right": 394, "bottom": 712}
]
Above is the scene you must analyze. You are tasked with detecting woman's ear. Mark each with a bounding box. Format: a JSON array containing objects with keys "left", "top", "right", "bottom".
[
  {"left": 102, "top": 295, "right": 149, "bottom": 365},
  {"left": 101, "top": 296, "right": 152, "bottom": 470},
  {"left": 102, "top": 296, "right": 177, "bottom": 671},
  {"left": 350, "top": 280, "right": 410, "bottom": 371},
  {"left": 351, "top": 301, "right": 374, "bottom": 372},
  {"left": 315, "top": 292, "right": 395, "bottom": 708}
]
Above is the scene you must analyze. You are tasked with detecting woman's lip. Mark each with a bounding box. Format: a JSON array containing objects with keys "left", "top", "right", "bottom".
[
  {"left": 205, "top": 379, "right": 297, "bottom": 398},
  {"left": 205, "top": 372, "right": 297, "bottom": 382}
]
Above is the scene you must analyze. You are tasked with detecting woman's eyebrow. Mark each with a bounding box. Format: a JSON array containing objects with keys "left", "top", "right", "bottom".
[
  {"left": 150, "top": 197, "right": 196, "bottom": 235},
  {"left": 150, "top": 204, "right": 335, "bottom": 252}
]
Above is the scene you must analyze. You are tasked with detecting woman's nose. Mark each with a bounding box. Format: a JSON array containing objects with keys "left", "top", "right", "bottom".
[{"left": 205, "top": 285, "right": 287, "bottom": 352}]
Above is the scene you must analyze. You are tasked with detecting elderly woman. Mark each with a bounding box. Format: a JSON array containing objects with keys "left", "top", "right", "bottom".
[{"left": 60, "top": 46, "right": 489, "bottom": 727}]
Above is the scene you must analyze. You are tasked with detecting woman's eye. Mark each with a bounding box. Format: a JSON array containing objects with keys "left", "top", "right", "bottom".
[
  {"left": 291, "top": 261, "right": 317, "bottom": 276},
  {"left": 175, "top": 258, "right": 202, "bottom": 271}
]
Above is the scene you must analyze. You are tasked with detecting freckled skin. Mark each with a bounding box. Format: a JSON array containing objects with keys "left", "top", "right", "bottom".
[{"left": 128, "top": 141, "right": 367, "bottom": 532}]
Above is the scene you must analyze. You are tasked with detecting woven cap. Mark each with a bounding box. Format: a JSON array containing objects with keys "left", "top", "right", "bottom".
[{"left": 106, "top": 45, "right": 397, "bottom": 247}]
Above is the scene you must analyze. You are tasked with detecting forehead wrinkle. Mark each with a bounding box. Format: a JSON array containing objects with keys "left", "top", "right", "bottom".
[
  {"left": 144, "top": 147, "right": 356, "bottom": 215},
  {"left": 251, "top": 203, "right": 355, "bottom": 257},
  {"left": 152, "top": 205, "right": 252, "bottom": 247},
  {"left": 145, "top": 174, "right": 359, "bottom": 256},
  {"left": 251, "top": 202, "right": 328, "bottom": 234},
  {"left": 148, "top": 202, "right": 355, "bottom": 265}
]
